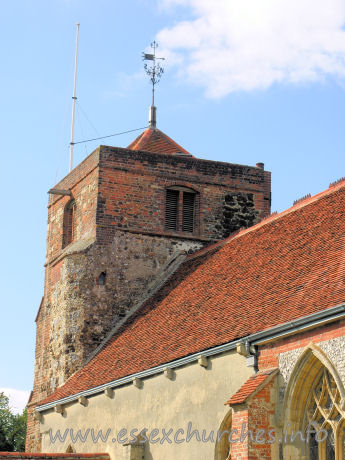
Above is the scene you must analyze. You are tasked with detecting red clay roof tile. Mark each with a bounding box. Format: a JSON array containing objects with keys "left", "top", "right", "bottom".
[
  {"left": 225, "top": 369, "right": 278, "bottom": 406},
  {"left": 40, "top": 181, "right": 345, "bottom": 405},
  {"left": 128, "top": 128, "right": 192, "bottom": 156}
]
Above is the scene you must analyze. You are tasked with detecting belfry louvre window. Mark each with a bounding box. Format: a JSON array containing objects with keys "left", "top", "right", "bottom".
[
  {"left": 165, "top": 189, "right": 179, "bottom": 231},
  {"left": 165, "top": 187, "right": 197, "bottom": 234},
  {"left": 182, "top": 192, "right": 195, "bottom": 232}
]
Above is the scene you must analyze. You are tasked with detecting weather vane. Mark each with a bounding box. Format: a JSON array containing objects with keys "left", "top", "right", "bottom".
[{"left": 143, "top": 41, "right": 165, "bottom": 128}]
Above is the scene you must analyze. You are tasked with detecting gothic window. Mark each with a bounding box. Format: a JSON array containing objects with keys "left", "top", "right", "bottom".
[
  {"left": 165, "top": 187, "right": 197, "bottom": 234},
  {"left": 62, "top": 200, "right": 76, "bottom": 248},
  {"left": 214, "top": 410, "right": 232, "bottom": 460},
  {"left": 310, "top": 432, "right": 319, "bottom": 460},
  {"left": 283, "top": 346, "right": 345, "bottom": 460},
  {"left": 303, "top": 368, "right": 344, "bottom": 459}
]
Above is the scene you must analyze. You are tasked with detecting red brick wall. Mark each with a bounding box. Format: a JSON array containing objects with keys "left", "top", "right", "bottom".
[
  {"left": 231, "top": 378, "right": 276, "bottom": 460},
  {"left": 97, "top": 146, "right": 271, "bottom": 243},
  {"left": 248, "top": 380, "right": 276, "bottom": 459},
  {"left": 258, "top": 320, "right": 345, "bottom": 370},
  {"left": 46, "top": 149, "right": 99, "bottom": 263},
  {"left": 231, "top": 408, "right": 250, "bottom": 459}
]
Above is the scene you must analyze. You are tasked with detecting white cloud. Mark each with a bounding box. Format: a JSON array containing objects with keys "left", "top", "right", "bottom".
[
  {"left": 0, "top": 388, "right": 30, "bottom": 414},
  {"left": 103, "top": 71, "right": 145, "bottom": 99},
  {"left": 157, "top": 0, "right": 345, "bottom": 97}
]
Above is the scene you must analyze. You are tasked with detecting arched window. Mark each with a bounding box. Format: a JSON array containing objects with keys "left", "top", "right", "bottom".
[
  {"left": 62, "top": 200, "right": 76, "bottom": 248},
  {"left": 165, "top": 186, "right": 198, "bottom": 234},
  {"left": 214, "top": 410, "right": 232, "bottom": 460},
  {"left": 283, "top": 345, "right": 345, "bottom": 460},
  {"left": 303, "top": 368, "right": 343, "bottom": 459},
  {"left": 97, "top": 272, "right": 106, "bottom": 286}
]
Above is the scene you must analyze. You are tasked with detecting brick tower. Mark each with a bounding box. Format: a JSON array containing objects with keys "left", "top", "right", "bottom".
[{"left": 26, "top": 125, "right": 271, "bottom": 451}]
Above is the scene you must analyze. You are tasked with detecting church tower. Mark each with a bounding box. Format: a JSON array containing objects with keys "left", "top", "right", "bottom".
[
  {"left": 26, "top": 41, "right": 271, "bottom": 448},
  {"left": 26, "top": 124, "right": 270, "bottom": 450}
]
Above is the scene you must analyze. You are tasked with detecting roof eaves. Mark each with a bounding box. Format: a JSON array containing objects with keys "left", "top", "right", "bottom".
[{"left": 36, "top": 301, "right": 345, "bottom": 412}]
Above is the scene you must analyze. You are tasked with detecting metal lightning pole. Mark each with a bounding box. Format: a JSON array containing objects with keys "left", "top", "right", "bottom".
[{"left": 69, "top": 23, "right": 80, "bottom": 173}]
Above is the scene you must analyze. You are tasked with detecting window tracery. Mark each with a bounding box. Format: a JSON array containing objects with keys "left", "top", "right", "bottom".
[{"left": 303, "top": 368, "right": 345, "bottom": 459}]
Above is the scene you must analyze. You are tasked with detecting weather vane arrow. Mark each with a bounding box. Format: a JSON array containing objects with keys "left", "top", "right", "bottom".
[{"left": 142, "top": 41, "right": 165, "bottom": 128}]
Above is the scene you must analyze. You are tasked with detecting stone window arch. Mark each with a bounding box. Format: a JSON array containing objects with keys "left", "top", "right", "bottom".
[
  {"left": 214, "top": 409, "right": 232, "bottom": 460},
  {"left": 283, "top": 344, "right": 345, "bottom": 459},
  {"left": 165, "top": 186, "right": 199, "bottom": 234},
  {"left": 62, "top": 199, "right": 76, "bottom": 248}
]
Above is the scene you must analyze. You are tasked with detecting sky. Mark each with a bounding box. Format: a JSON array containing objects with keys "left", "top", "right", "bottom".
[{"left": 1, "top": 0, "right": 345, "bottom": 413}]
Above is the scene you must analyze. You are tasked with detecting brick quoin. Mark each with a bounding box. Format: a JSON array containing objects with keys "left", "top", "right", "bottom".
[{"left": 230, "top": 379, "right": 276, "bottom": 460}]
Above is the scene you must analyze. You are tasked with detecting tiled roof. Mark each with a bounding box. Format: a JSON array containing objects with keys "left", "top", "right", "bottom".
[
  {"left": 40, "top": 181, "right": 345, "bottom": 405},
  {"left": 225, "top": 369, "right": 278, "bottom": 406},
  {"left": 0, "top": 454, "right": 109, "bottom": 459},
  {"left": 128, "top": 128, "right": 192, "bottom": 156}
]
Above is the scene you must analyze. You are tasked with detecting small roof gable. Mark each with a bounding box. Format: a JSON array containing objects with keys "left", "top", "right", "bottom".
[
  {"left": 225, "top": 369, "right": 278, "bottom": 406},
  {"left": 128, "top": 128, "right": 192, "bottom": 156},
  {"left": 39, "top": 180, "right": 345, "bottom": 406}
]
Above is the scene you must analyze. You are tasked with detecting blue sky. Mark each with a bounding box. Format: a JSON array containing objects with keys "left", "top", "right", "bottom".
[{"left": 1, "top": 0, "right": 345, "bottom": 411}]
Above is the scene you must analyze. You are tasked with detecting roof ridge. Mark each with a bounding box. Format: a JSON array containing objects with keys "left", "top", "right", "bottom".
[{"left": 127, "top": 131, "right": 145, "bottom": 150}]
